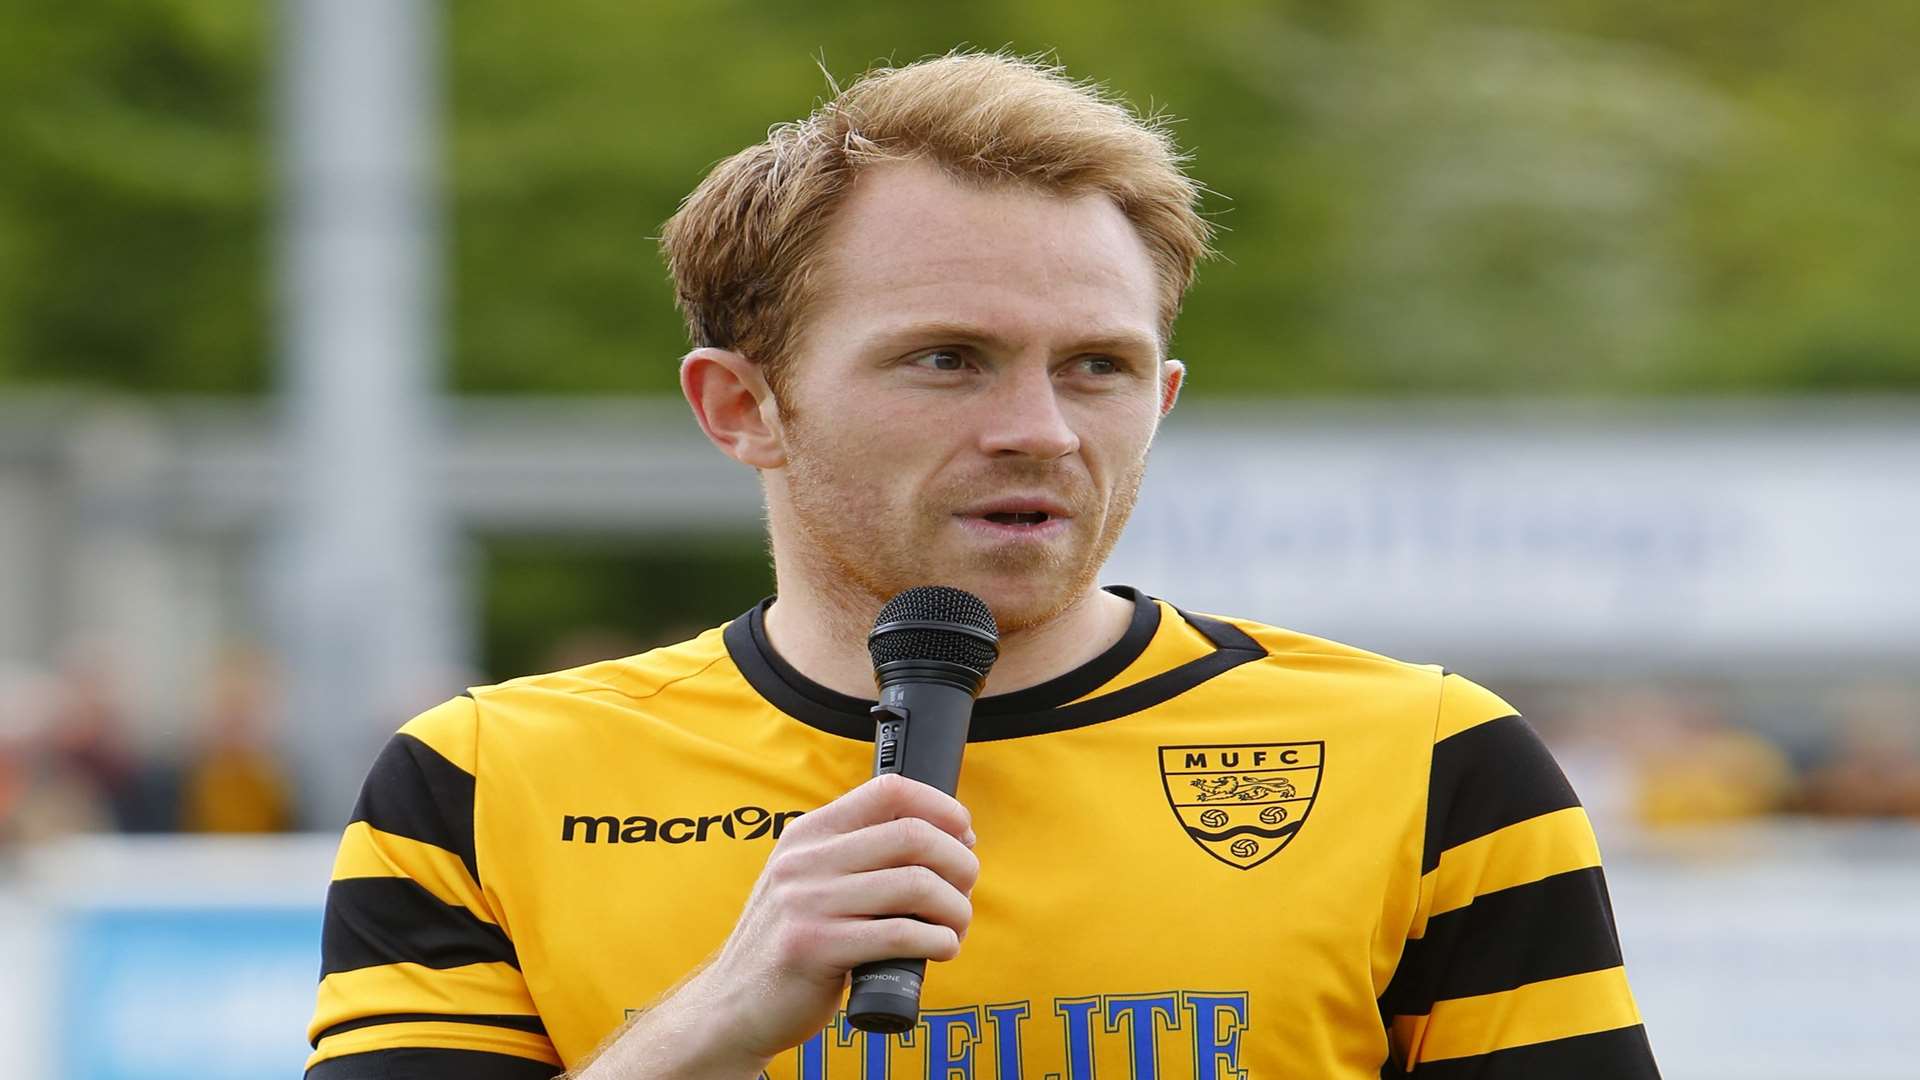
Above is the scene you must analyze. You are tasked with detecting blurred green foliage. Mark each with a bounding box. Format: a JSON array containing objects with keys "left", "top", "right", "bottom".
[
  {"left": 481, "top": 533, "right": 771, "bottom": 679},
  {"left": 2, "top": 0, "right": 1917, "bottom": 397}
]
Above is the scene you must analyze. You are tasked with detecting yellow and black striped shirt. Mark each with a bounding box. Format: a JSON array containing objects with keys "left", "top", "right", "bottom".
[{"left": 307, "top": 585, "right": 1657, "bottom": 1078}]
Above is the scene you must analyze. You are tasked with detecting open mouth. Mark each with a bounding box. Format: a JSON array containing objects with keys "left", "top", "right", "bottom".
[{"left": 981, "top": 511, "right": 1052, "bottom": 526}]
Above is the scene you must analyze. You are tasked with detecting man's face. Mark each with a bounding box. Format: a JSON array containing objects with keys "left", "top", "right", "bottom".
[{"left": 765, "top": 158, "right": 1177, "bottom": 634}]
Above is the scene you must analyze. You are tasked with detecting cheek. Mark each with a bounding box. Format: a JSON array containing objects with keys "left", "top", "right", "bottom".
[
  {"left": 800, "top": 424, "right": 937, "bottom": 508},
  {"left": 1076, "top": 407, "right": 1160, "bottom": 476}
]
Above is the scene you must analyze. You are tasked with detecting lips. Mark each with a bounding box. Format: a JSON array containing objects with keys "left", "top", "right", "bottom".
[{"left": 956, "top": 497, "right": 1073, "bottom": 527}]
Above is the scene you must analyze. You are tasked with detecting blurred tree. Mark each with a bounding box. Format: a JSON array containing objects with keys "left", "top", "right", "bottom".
[
  {"left": 0, "top": 0, "right": 268, "bottom": 392},
  {"left": 0, "top": 0, "right": 1915, "bottom": 396}
]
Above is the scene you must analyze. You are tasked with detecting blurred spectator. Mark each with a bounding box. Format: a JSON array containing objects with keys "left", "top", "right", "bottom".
[
  {"left": 0, "top": 667, "right": 39, "bottom": 837},
  {"left": 179, "top": 649, "right": 294, "bottom": 833},
  {"left": 1798, "top": 682, "right": 1920, "bottom": 818},
  {"left": 1549, "top": 682, "right": 1795, "bottom": 829},
  {"left": 42, "top": 643, "right": 180, "bottom": 832},
  {"left": 0, "top": 662, "right": 116, "bottom": 841}
]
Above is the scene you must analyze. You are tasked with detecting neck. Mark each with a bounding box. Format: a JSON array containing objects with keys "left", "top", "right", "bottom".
[{"left": 761, "top": 579, "right": 1136, "bottom": 701}]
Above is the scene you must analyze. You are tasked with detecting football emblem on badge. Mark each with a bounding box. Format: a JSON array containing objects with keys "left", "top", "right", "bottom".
[{"left": 1158, "top": 742, "right": 1323, "bottom": 870}]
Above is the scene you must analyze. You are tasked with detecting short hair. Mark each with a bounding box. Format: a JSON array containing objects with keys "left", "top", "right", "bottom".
[{"left": 659, "top": 51, "right": 1215, "bottom": 395}]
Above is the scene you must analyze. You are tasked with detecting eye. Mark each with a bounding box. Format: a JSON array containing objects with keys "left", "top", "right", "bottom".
[
  {"left": 1067, "top": 355, "right": 1128, "bottom": 378},
  {"left": 910, "top": 348, "right": 970, "bottom": 372}
]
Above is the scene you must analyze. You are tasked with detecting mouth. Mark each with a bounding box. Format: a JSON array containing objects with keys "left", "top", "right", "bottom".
[
  {"left": 954, "top": 498, "right": 1074, "bottom": 538},
  {"left": 979, "top": 510, "right": 1054, "bottom": 527}
]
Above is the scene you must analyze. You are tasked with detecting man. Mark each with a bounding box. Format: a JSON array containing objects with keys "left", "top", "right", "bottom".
[{"left": 307, "top": 52, "right": 1660, "bottom": 1079}]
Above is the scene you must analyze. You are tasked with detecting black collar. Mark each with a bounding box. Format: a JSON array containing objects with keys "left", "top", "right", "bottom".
[{"left": 723, "top": 584, "right": 1266, "bottom": 742}]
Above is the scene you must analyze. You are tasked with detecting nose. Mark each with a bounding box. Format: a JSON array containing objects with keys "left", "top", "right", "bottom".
[{"left": 976, "top": 361, "right": 1080, "bottom": 460}]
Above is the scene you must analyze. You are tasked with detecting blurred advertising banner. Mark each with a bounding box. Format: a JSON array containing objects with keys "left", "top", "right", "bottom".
[
  {"left": 1112, "top": 400, "right": 1920, "bottom": 674},
  {"left": 0, "top": 830, "right": 1912, "bottom": 1079},
  {"left": 60, "top": 907, "right": 322, "bottom": 1079},
  {"left": 2, "top": 836, "right": 337, "bottom": 1079}
]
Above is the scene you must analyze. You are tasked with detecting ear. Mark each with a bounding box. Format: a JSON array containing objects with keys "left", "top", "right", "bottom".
[
  {"left": 680, "top": 348, "right": 788, "bottom": 469},
  {"left": 1158, "top": 358, "right": 1186, "bottom": 418}
]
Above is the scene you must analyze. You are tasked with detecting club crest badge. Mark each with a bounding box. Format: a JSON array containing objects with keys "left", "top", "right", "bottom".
[{"left": 1158, "top": 742, "right": 1323, "bottom": 870}]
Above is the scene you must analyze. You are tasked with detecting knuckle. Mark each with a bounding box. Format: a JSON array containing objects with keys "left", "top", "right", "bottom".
[
  {"left": 910, "top": 862, "right": 945, "bottom": 897},
  {"left": 775, "top": 811, "right": 815, "bottom": 842},
  {"left": 902, "top": 810, "right": 940, "bottom": 845},
  {"left": 913, "top": 815, "right": 952, "bottom": 850},
  {"left": 890, "top": 920, "right": 930, "bottom": 956},
  {"left": 775, "top": 910, "right": 829, "bottom": 960},
  {"left": 771, "top": 874, "right": 816, "bottom": 913},
  {"left": 886, "top": 815, "right": 929, "bottom": 854},
  {"left": 773, "top": 921, "right": 815, "bottom": 967},
  {"left": 762, "top": 849, "right": 802, "bottom": 887},
  {"left": 871, "top": 772, "right": 913, "bottom": 801}
]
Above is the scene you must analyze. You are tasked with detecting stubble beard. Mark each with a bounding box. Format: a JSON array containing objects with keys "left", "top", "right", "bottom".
[{"left": 776, "top": 412, "right": 1151, "bottom": 639}]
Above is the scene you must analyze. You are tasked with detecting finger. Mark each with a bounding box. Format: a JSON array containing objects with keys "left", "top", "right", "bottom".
[
  {"left": 812, "top": 816, "right": 981, "bottom": 893},
  {"left": 788, "top": 772, "right": 973, "bottom": 844},
  {"left": 819, "top": 917, "right": 964, "bottom": 970},
  {"left": 819, "top": 865, "right": 973, "bottom": 935}
]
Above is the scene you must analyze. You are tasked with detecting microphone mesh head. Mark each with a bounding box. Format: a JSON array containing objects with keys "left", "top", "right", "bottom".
[{"left": 868, "top": 585, "right": 1000, "bottom": 678}]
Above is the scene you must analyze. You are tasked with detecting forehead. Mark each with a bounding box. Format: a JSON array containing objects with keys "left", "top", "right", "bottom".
[{"left": 799, "top": 159, "right": 1161, "bottom": 356}]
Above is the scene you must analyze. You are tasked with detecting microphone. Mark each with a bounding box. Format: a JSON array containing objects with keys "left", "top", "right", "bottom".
[{"left": 845, "top": 585, "right": 999, "bottom": 1034}]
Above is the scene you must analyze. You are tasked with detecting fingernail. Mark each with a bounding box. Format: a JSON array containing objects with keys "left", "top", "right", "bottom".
[{"left": 963, "top": 828, "right": 977, "bottom": 847}]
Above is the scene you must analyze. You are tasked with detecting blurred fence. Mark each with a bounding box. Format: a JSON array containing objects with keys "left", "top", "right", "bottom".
[{"left": 4, "top": 395, "right": 1915, "bottom": 739}]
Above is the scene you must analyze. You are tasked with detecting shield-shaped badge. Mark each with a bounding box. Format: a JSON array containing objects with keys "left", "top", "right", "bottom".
[{"left": 1159, "top": 742, "right": 1323, "bottom": 870}]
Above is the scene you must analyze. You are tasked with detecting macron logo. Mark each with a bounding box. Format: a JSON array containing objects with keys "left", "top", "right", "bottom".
[{"left": 560, "top": 805, "right": 805, "bottom": 845}]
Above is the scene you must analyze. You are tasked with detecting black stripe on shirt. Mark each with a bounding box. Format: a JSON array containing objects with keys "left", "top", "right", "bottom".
[
  {"left": 1380, "top": 867, "right": 1624, "bottom": 1017},
  {"left": 307, "top": 1047, "right": 559, "bottom": 1080},
  {"left": 1393, "top": 1024, "right": 1660, "bottom": 1078},
  {"left": 1423, "top": 714, "right": 1580, "bottom": 874},
  {"left": 320, "top": 876, "right": 518, "bottom": 978},
  {"left": 350, "top": 733, "right": 480, "bottom": 883},
  {"left": 313, "top": 1012, "right": 548, "bottom": 1046}
]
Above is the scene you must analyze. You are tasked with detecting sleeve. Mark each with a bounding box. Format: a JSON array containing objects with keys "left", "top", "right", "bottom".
[
  {"left": 305, "top": 696, "right": 562, "bottom": 1079},
  {"left": 1379, "top": 673, "right": 1661, "bottom": 1078}
]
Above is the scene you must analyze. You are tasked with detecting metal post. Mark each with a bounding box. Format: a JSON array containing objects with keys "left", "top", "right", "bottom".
[{"left": 273, "top": 0, "right": 466, "bottom": 827}]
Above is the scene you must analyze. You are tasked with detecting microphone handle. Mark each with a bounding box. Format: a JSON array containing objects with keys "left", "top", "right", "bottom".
[{"left": 845, "top": 678, "right": 975, "bottom": 1034}]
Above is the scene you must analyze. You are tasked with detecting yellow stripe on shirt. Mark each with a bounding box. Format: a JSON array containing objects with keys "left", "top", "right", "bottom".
[
  {"left": 397, "top": 696, "right": 479, "bottom": 775},
  {"left": 1393, "top": 966, "right": 1643, "bottom": 1065},
  {"left": 1432, "top": 672, "right": 1522, "bottom": 744},
  {"left": 308, "top": 1019, "right": 560, "bottom": 1069},
  {"left": 312, "top": 962, "right": 540, "bottom": 1043}
]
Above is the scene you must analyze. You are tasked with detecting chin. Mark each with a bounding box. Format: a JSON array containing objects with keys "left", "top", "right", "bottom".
[{"left": 952, "top": 567, "right": 1094, "bottom": 636}]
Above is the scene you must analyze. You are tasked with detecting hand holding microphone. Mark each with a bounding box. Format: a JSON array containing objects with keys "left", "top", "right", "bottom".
[{"left": 589, "top": 587, "right": 995, "bottom": 1079}]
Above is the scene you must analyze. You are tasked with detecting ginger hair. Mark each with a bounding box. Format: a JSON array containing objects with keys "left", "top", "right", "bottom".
[{"left": 658, "top": 51, "right": 1215, "bottom": 396}]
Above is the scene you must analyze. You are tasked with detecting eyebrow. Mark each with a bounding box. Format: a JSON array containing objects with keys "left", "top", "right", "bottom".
[{"left": 861, "top": 319, "right": 1161, "bottom": 360}]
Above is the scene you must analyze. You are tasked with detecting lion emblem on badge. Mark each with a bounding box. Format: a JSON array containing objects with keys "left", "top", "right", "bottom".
[{"left": 1191, "top": 774, "right": 1296, "bottom": 802}]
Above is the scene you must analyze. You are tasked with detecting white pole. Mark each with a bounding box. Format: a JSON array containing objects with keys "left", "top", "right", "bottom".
[{"left": 273, "top": 0, "right": 466, "bottom": 827}]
